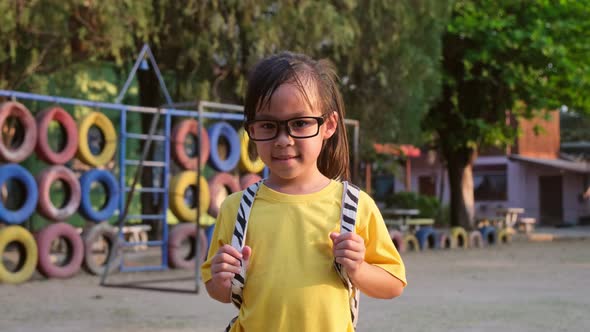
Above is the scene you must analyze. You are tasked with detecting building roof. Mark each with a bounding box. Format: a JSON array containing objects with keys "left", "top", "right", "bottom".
[
  {"left": 509, "top": 154, "right": 590, "bottom": 173},
  {"left": 373, "top": 143, "right": 421, "bottom": 157}
]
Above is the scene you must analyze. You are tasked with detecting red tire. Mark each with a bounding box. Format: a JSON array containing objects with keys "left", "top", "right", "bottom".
[
  {"left": 0, "top": 102, "right": 38, "bottom": 163},
  {"left": 171, "top": 119, "right": 210, "bottom": 170},
  {"left": 389, "top": 230, "right": 405, "bottom": 253},
  {"left": 36, "top": 165, "right": 81, "bottom": 221},
  {"left": 35, "top": 222, "right": 84, "bottom": 279},
  {"left": 239, "top": 173, "right": 262, "bottom": 190},
  {"left": 168, "top": 223, "right": 208, "bottom": 269},
  {"left": 35, "top": 106, "right": 78, "bottom": 164},
  {"left": 208, "top": 173, "right": 241, "bottom": 218}
]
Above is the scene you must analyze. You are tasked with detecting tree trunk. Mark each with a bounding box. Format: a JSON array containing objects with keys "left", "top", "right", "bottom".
[
  {"left": 444, "top": 148, "right": 476, "bottom": 229},
  {"left": 137, "top": 67, "right": 162, "bottom": 239}
]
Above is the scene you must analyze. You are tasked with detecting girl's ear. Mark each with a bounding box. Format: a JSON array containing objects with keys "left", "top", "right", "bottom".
[{"left": 322, "top": 111, "right": 338, "bottom": 140}]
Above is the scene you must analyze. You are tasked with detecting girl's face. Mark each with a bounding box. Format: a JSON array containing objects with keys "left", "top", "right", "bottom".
[{"left": 252, "top": 82, "right": 337, "bottom": 187}]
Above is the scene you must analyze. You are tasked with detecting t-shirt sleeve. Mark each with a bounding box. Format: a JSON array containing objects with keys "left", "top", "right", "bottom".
[
  {"left": 200, "top": 192, "right": 241, "bottom": 283},
  {"left": 356, "top": 191, "right": 407, "bottom": 287}
]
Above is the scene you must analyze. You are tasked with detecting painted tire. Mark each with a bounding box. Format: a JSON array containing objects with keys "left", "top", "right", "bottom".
[
  {"left": 35, "top": 106, "right": 78, "bottom": 164},
  {"left": 415, "top": 228, "right": 437, "bottom": 250},
  {"left": 171, "top": 119, "right": 210, "bottom": 170},
  {"left": 36, "top": 166, "right": 81, "bottom": 221},
  {"left": 0, "top": 102, "right": 38, "bottom": 163},
  {"left": 0, "top": 164, "right": 38, "bottom": 224},
  {"left": 78, "top": 169, "right": 119, "bottom": 223},
  {"left": 479, "top": 226, "right": 497, "bottom": 246},
  {"left": 403, "top": 234, "right": 420, "bottom": 252},
  {"left": 436, "top": 230, "right": 453, "bottom": 249},
  {"left": 35, "top": 222, "right": 84, "bottom": 279},
  {"left": 469, "top": 230, "right": 484, "bottom": 248},
  {"left": 207, "top": 122, "right": 240, "bottom": 172},
  {"left": 240, "top": 173, "right": 263, "bottom": 190},
  {"left": 238, "top": 128, "right": 265, "bottom": 173},
  {"left": 0, "top": 225, "right": 38, "bottom": 284},
  {"left": 77, "top": 111, "right": 117, "bottom": 167},
  {"left": 498, "top": 228, "right": 513, "bottom": 244},
  {"left": 208, "top": 173, "right": 241, "bottom": 218},
  {"left": 389, "top": 230, "right": 405, "bottom": 253},
  {"left": 169, "top": 171, "right": 210, "bottom": 222},
  {"left": 81, "top": 223, "right": 121, "bottom": 275},
  {"left": 450, "top": 227, "right": 469, "bottom": 249},
  {"left": 168, "top": 223, "right": 208, "bottom": 269}
]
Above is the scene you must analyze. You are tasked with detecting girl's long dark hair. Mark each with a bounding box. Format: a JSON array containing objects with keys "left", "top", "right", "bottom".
[{"left": 244, "top": 52, "right": 350, "bottom": 180}]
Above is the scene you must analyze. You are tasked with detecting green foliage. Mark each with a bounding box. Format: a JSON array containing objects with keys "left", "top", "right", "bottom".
[
  {"left": 385, "top": 191, "right": 440, "bottom": 219},
  {"left": 424, "top": 0, "right": 590, "bottom": 155}
]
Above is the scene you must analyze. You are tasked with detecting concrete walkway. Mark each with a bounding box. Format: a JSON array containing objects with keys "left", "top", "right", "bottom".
[{"left": 520, "top": 225, "right": 590, "bottom": 241}]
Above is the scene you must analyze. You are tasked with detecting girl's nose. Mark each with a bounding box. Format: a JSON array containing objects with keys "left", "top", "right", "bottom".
[{"left": 274, "top": 125, "right": 293, "bottom": 146}]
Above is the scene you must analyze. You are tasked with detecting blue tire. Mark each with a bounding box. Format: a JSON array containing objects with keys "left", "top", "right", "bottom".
[
  {"left": 0, "top": 164, "right": 38, "bottom": 224},
  {"left": 78, "top": 169, "right": 119, "bottom": 222},
  {"left": 479, "top": 226, "right": 497, "bottom": 246},
  {"left": 207, "top": 122, "right": 240, "bottom": 172},
  {"left": 415, "top": 228, "right": 437, "bottom": 250}
]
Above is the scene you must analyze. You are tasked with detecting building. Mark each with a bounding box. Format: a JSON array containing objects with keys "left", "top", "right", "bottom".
[{"left": 398, "top": 110, "right": 590, "bottom": 226}]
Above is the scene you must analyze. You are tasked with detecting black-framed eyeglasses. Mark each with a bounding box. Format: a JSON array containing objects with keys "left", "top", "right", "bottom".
[{"left": 245, "top": 114, "right": 330, "bottom": 141}]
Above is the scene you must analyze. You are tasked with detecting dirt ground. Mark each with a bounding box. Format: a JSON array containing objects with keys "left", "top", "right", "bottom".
[{"left": 1, "top": 239, "right": 589, "bottom": 332}]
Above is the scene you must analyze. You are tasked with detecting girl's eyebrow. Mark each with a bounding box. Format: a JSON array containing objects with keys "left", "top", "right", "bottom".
[{"left": 254, "top": 111, "right": 310, "bottom": 120}]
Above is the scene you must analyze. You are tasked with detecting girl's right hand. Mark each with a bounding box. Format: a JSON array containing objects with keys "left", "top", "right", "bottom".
[{"left": 210, "top": 244, "right": 252, "bottom": 289}]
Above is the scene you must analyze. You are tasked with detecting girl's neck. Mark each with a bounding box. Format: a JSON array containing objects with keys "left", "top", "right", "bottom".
[{"left": 264, "top": 174, "right": 332, "bottom": 195}]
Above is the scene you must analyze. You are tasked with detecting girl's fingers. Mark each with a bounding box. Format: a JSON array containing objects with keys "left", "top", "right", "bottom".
[
  {"left": 212, "top": 271, "right": 236, "bottom": 280},
  {"left": 334, "top": 249, "right": 364, "bottom": 261},
  {"left": 211, "top": 262, "right": 241, "bottom": 275}
]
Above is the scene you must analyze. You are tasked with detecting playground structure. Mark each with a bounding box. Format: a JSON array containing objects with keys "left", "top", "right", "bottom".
[{"left": 0, "top": 45, "right": 363, "bottom": 287}]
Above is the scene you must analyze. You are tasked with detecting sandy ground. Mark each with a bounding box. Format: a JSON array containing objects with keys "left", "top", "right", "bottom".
[{"left": 1, "top": 239, "right": 589, "bottom": 332}]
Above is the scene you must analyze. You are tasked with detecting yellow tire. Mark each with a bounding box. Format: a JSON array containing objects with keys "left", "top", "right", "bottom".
[
  {"left": 498, "top": 228, "right": 513, "bottom": 244},
  {"left": 238, "top": 128, "right": 265, "bottom": 173},
  {"left": 169, "top": 171, "right": 210, "bottom": 223},
  {"left": 77, "top": 111, "right": 117, "bottom": 167},
  {"left": 0, "top": 225, "right": 38, "bottom": 284},
  {"left": 403, "top": 234, "right": 420, "bottom": 252},
  {"left": 450, "top": 226, "right": 469, "bottom": 249}
]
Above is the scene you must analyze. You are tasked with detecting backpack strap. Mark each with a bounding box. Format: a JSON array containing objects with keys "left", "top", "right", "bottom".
[
  {"left": 230, "top": 181, "right": 262, "bottom": 309},
  {"left": 334, "top": 181, "right": 361, "bottom": 329}
]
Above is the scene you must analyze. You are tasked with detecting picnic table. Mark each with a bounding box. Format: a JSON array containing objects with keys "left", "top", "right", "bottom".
[
  {"left": 496, "top": 207, "right": 525, "bottom": 228},
  {"left": 381, "top": 208, "right": 433, "bottom": 232}
]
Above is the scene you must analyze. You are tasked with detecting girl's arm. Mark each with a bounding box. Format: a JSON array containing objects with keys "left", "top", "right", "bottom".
[
  {"left": 347, "top": 261, "right": 404, "bottom": 299},
  {"left": 330, "top": 232, "right": 404, "bottom": 299}
]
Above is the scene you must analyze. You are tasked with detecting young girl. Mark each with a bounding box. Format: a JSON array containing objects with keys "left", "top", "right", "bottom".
[{"left": 201, "top": 52, "right": 406, "bottom": 331}]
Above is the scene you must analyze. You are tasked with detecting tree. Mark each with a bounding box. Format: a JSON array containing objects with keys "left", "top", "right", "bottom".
[{"left": 423, "top": 0, "right": 590, "bottom": 229}]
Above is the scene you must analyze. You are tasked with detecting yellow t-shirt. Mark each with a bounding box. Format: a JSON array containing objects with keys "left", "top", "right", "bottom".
[{"left": 201, "top": 181, "right": 407, "bottom": 332}]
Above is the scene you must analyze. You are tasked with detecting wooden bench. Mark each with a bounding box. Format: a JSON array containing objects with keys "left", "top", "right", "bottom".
[
  {"left": 120, "top": 225, "right": 151, "bottom": 251},
  {"left": 516, "top": 218, "right": 536, "bottom": 234},
  {"left": 384, "top": 217, "right": 434, "bottom": 232}
]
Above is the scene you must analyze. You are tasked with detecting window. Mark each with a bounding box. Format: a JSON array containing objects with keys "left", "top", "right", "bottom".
[{"left": 473, "top": 166, "right": 507, "bottom": 201}]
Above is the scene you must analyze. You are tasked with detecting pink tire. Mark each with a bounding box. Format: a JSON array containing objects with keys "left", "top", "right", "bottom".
[
  {"left": 36, "top": 165, "right": 81, "bottom": 221},
  {"left": 171, "top": 119, "right": 210, "bottom": 170},
  {"left": 0, "top": 102, "right": 37, "bottom": 163},
  {"left": 389, "top": 230, "right": 405, "bottom": 253},
  {"left": 239, "top": 173, "right": 262, "bottom": 190},
  {"left": 437, "top": 231, "right": 453, "bottom": 249},
  {"left": 208, "top": 173, "right": 241, "bottom": 218},
  {"left": 168, "top": 223, "right": 208, "bottom": 269},
  {"left": 35, "top": 106, "right": 78, "bottom": 164},
  {"left": 35, "top": 222, "right": 84, "bottom": 279},
  {"left": 469, "top": 230, "right": 484, "bottom": 248}
]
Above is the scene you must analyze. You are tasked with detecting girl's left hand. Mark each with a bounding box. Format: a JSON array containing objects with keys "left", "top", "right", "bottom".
[{"left": 329, "top": 232, "right": 366, "bottom": 275}]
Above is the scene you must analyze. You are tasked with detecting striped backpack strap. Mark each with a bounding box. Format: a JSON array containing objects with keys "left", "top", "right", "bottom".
[
  {"left": 334, "top": 181, "right": 361, "bottom": 329},
  {"left": 226, "top": 180, "right": 262, "bottom": 331}
]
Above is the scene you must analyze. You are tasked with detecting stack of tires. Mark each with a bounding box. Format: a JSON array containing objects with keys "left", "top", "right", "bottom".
[
  {"left": 389, "top": 224, "right": 513, "bottom": 254},
  {"left": 0, "top": 102, "right": 120, "bottom": 284},
  {"left": 167, "top": 120, "right": 266, "bottom": 270}
]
